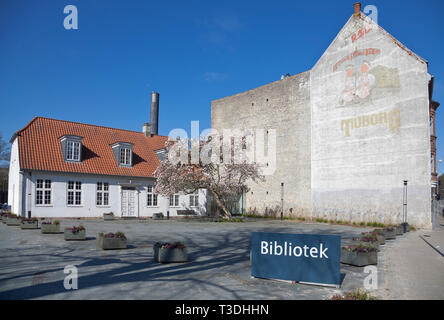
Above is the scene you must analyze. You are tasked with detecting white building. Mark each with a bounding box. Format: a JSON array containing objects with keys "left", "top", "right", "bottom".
[{"left": 8, "top": 115, "right": 207, "bottom": 219}]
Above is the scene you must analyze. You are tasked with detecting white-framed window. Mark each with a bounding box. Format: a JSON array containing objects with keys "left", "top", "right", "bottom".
[
  {"left": 67, "top": 181, "right": 82, "bottom": 206},
  {"left": 169, "top": 194, "right": 179, "bottom": 207},
  {"left": 120, "top": 148, "right": 132, "bottom": 166},
  {"left": 147, "top": 186, "right": 158, "bottom": 207},
  {"left": 36, "top": 179, "right": 51, "bottom": 205},
  {"left": 66, "top": 141, "right": 81, "bottom": 161},
  {"left": 189, "top": 190, "right": 199, "bottom": 207},
  {"left": 96, "top": 182, "right": 109, "bottom": 206}
]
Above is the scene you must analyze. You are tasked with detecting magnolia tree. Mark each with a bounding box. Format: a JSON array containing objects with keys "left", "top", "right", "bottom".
[{"left": 153, "top": 133, "right": 265, "bottom": 219}]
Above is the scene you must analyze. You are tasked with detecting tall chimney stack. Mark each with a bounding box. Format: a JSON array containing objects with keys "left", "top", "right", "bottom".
[
  {"left": 354, "top": 2, "right": 361, "bottom": 15},
  {"left": 150, "top": 91, "right": 159, "bottom": 136}
]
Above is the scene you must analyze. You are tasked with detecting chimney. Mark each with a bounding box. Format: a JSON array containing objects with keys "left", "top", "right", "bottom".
[
  {"left": 143, "top": 123, "right": 151, "bottom": 137},
  {"left": 150, "top": 91, "right": 159, "bottom": 136},
  {"left": 354, "top": 2, "right": 361, "bottom": 15}
]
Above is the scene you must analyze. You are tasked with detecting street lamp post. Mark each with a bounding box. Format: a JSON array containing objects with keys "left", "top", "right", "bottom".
[
  {"left": 402, "top": 180, "right": 408, "bottom": 232},
  {"left": 281, "top": 182, "right": 284, "bottom": 221}
]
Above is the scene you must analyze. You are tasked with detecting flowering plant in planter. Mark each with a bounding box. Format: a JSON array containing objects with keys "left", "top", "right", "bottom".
[
  {"left": 352, "top": 235, "right": 380, "bottom": 251},
  {"left": 98, "top": 231, "right": 127, "bottom": 249},
  {"left": 382, "top": 226, "right": 396, "bottom": 240},
  {"left": 5, "top": 213, "right": 21, "bottom": 226},
  {"left": 155, "top": 242, "right": 186, "bottom": 249},
  {"left": 103, "top": 212, "right": 115, "bottom": 221},
  {"left": 65, "top": 225, "right": 85, "bottom": 234},
  {"left": 341, "top": 243, "right": 377, "bottom": 267},
  {"left": 362, "top": 231, "right": 385, "bottom": 245},
  {"left": 41, "top": 219, "right": 60, "bottom": 225},
  {"left": 342, "top": 243, "right": 378, "bottom": 253},
  {"left": 20, "top": 217, "right": 39, "bottom": 229},
  {"left": 99, "top": 231, "right": 126, "bottom": 239},
  {"left": 153, "top": 242, "right": 188, "bottom": 263},
  {"left": 64, "top": 225, "right": 86, "bottom": 241},
  {"left": 41, "top": 220, "right": 61, "bottom": 233}
]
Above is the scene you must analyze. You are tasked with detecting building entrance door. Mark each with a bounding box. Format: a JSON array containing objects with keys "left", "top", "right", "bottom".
[{"left": 121, "top": 188, "right": 137, "bottom": 217}]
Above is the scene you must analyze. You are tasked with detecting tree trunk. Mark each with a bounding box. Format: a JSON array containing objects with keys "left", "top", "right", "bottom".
[{"left": 211, "top": 191, "right": 232, "bottom": 220}]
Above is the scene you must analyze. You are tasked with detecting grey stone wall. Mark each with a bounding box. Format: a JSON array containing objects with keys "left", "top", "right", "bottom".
[
  {"left": 211, "top": 72, "right": 312, "bottom": 217},
  {"left": 211, "top": 13, "right": 433, "bottom": 228}
]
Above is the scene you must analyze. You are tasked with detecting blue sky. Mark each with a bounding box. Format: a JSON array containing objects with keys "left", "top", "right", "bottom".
[{"left": 1, "top": 0, "right": 443, "bottom": 172}]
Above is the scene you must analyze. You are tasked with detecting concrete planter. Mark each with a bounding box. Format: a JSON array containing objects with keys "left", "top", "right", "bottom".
[
  {"left": 20, "top": 221, "right": 39, "bottom": 229},
  {"left": 153, "top": 243, "right": 188, "bottom": 263},
  {"left": 382, "top": 228, "right": 396, "bottom": 240},
  {"left": 98, "top": 234, "right": 127, "bottom": 250},
  {"left": 41, "top": 224, "right": 61, "bottom": 234},
  {"left": 6, "top": 218, "right": 21, "bottom": 226},
  {"left": 64, "top": 228, "right": 86, "bottom": 241},
  {"left": 374, "top": 234, "right": 385, "bottom": 245},
  {"left": 152, "top": 213, "right": 164, "bottom": 220},
  {"left": 103, "top": 213, "right": 115, "bottom": 221},
  {"left": 340, "top": 248, "right": 377, "bottom": 267},
  {"left": 395, "top": 225, "right": 404, "bottom": 235}
]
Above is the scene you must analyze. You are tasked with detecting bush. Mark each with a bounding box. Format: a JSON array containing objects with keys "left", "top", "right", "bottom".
[
  {"left": 330, "top": 289, "right": 377, "bottom": 300},
  {"left": 66, "top": 225, "right": 85, "bottom": 234},
  {"left": 99, "top": 232, "right": 126, "bottom": 239},
  {"left": 155, "top": 242, "right": 186, "bottom": 249},
  {"left": 216, "top": 218, "right": 243, "bottom": 223},
  {"left": 342, "top": 243, "right": 377, "bottom": 253}
]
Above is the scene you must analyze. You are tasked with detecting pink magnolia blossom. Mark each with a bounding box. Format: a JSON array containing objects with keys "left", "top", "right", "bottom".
[{"left": 154, "top": 135, "right": 264, "bottom": 219}]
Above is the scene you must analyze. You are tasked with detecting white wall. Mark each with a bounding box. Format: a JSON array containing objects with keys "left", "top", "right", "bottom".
[
  {"left": 310, "top": 15, "right": 432, "bottom": 227},
  {"left": 8, "top": 138, "right": 21, "bottom": 215},
  {"left": 21, "top": 171, "right": 206, "bottom": 218}
]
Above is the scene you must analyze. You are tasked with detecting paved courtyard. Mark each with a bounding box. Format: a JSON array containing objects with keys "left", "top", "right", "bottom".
[{"left": 0, "top": 217, "right": 440, "bottom": 300}]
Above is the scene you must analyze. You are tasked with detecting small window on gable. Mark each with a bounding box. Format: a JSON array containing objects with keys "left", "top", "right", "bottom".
[
  {"left": 111, "top": 142, "right": 133, "bottom": 167},
  {"left": 155, "top": 149, "right": 167, "bottom": 162},
  {"left": 60, "top": 135, "right": 83, "bottom": 163}
]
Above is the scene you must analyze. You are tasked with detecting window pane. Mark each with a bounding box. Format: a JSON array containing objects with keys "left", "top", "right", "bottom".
[
  {"left": 75, "top": 192, "right": 81, "bottom": 205},
  {"left": 37, "top": 179, "right": 43, "bottom": 189},
  {"left": 153, "top": 195, "right": 158, "bottom": 206},
  {"left": 68, "top": 191, "right": 74, "bottom": 205},
  {"left": 36, "top": 190, "right": 43, "bottom": 205},
  {"left": 73, "top": 142, "right": 80, "bottom": 160},
  {"left": 104, "top": 193, "right": 109, "bottom": 206},
  {"left": 175, "top": 194, "right": 179, "bottom": 206},
  {"left": 45, "top": 180, "right": 51, "bottom": 188},
  {"left": 44, "top": 190, "right": 51, "bottom": 204},
  {"left": 68, "top": 181, "right": 74, "bottom": 190},
  {"left": 75, "top": 182, "right": 81, "bottom": 190},
  {"left": 104, "top": 183, "right": 109, "bottom": 191},
  {"left": 147, "top": 194, "right": 152, "bottom": 206},
  {"left": 97, "top": 182, "right": 102, "bottom": 190},
  {"left": 67, "top": 142, "right": 73, "bottom": 159},
  {"left": 97, "top": 192, "right": 102, "bottom": 205},
  {"left": 147, "top": 186, "right": 152, "bottom": 193}
]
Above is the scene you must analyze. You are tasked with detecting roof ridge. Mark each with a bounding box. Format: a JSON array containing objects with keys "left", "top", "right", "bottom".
[{"left": 22, "top": 116, "right": 168, "bottom": 139}]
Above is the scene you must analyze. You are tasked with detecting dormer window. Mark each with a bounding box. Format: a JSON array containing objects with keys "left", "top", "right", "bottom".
[
  {"left": 120, "top": 147, "right": 131, "bottom": 166},
  {"left": 67, "top": 140, "right": 81, "bottom": 161},
  {"left": 111, "top": 142, "right": 133, "bottom": 167},
  {"left": 60, "top": 135, "right": 83, "bottom": 163}
]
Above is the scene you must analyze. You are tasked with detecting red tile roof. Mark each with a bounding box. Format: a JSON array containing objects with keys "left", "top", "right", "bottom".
[{"left": 12, "top": 117, "right": 168, "bottom": 178}]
